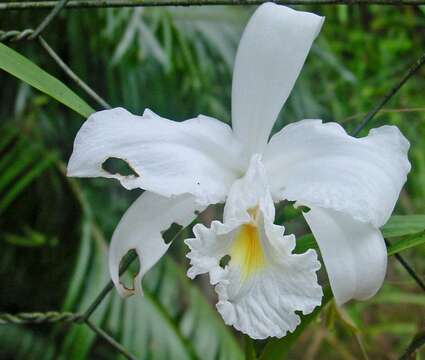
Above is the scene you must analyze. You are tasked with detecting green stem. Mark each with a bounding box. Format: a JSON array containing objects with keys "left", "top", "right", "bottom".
[
  {"left": 0, "top": 31, "right": 110, "bottom": 110},
  {"left": 350, "top": 51, "right": 425, "bottom": 295},
  {"left": 85, "top": 319, "right": 138, "bottom": 360},
  {"left": 81, "top": 250, "right": 137, "bottom": 321},
  {"left": 29, "top": 0, "right": 70, "bottom": 39},
  {"left": 399, "top": 331, "right": 425, "bottom": 360},
  {"left": 352, "top": 51, "right": 425, "bottom": 136},
  {"left": 385, "top": 239, "right": 425, "bottom": 292},
  {"left": 38, "top": 36, "right": 111, "bottom": 109}
]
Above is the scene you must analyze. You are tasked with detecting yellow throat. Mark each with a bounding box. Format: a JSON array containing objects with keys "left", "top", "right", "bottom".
[{"left": 230, "top": 208, "right": 266, "bottom": 278}]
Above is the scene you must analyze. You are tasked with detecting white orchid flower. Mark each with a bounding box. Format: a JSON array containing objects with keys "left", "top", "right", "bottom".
[{"left": 67, "top": 3, "right": 410, "bottom": 339}]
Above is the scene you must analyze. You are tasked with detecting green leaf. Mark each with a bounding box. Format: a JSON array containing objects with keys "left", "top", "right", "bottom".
[
  {"left": 0, "top": 43, "right": 94, "bottom": 118},
  {"left": 294, "top": 233, "right": 318, "bottom": 254},
  {"left": 381, "top": 215, "right": 425, "bottom": 238},
  {"left": 0, "top": 142, "right": 42, "bottom": 193},
  {"left": 387, "top": 233, "right": 425, "bottom": 256},
  {"left": 108, "top": 256, "right": 244, "bottom": 360},
  {"left": 244, "top": 336, "right": 257, "bottom": 360},
  {"left": 371, "top": 286, "right": 425, "bottom": 307},
  {"left": 62, "top": 219, "right": 93, "bottom": 310},
  {"left": 0, "top": 126, "right": 18, "bottom": 152},
  {"left": 0, "top": 325, "right": 55, "bottom": 360},
  {"left": 363, "top": 322, "right": 416, "bottom": 336},
  {"left": 2, "top": 227, "right": 57, "bottom": 247},
  {"left": 61, "top": 225, "right": 110, "bottom": 359},
  {"left": 260, "top": 287, "right": 333, "bottom": 360},
  {"left": 296, "top": 216, "right": 425, "bottom": 256},
  {"left": 123, "top": 257, "right": 244, "bottom": 360},
  {"left": 118, "top": 292, "right": 195, "bottom": 360},
  {"left": 0, "top": 152, "right": 58, "bottom": 214}
]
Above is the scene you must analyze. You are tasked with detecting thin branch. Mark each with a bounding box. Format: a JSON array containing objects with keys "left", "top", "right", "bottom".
[
  {"left": 352, "top": 51, "right": 425, "bottom": 136},
  {"left": 399, "top": 331, "right": 425, "bottom": 360},
  {"left": 82, "top": 250, "right": 137, "bottom": 321},
  {"left": 1, "top": 0, "right": 425, "bottom": 10},
  {"left": 85, "top": 319, "right": 139, "bottom": 360},
  {"left": 29, "top": 0, "right": 70, "bottom": 39},
  {"left": 385, "top": 239, "right": 425, "bottom": 292},
  {"left": 349, "top": 52, "right": 425, "bottom": 294},
  {"left": 0, "top": 29, "right": 111, "bottom": 109},
  {"left": 0, "top": 311, "right": 82, "bottom": 324},
  {"left": 38, "top": 36, "right": 111, "bottom": 109},
  {"left": 342, "top": 107, "right": 425, "bottom": 123}
]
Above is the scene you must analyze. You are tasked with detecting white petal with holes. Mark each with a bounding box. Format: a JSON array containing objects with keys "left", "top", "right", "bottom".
[
  {"left": 186, "top": 156, "right": 323, "bottom": 339},
  {"left": 231, "top": 3, "right": 324, "bottom": 155},
  {"left": 68, "top": 107, "right": 246, "bottom": 205},
  {"left": 65, "top": 1, "right": 412, "bottom": 336},
  {"left": 109, "top": 191, "right": 205, "bottom": 297}
]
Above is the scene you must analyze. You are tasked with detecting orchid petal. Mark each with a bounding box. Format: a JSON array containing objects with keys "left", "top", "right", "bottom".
[
  {"left": 231, "top": 4, "right": 324, "bottom": 154},
  {"left": 263, "top": 121, "right": 409, "bottom": 304},
  {"left": 109, "top": 191, "right": 204, "bottom": 297},
  {"left": 185, "top": 156, "right": 322, "bottom": 338},
  {"left": 68, "top": 107, "right": 246, "bottom": 205},
  {"left": 264, "top": 121, "right": 410, "bottom": 227},
  {"left": 304, "top": 206, "right": 387, "bottom": 305}
]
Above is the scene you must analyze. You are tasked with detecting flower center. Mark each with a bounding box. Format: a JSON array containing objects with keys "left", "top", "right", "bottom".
[{"left": 230, "top": 208, "right": 265, "bottom": 278}]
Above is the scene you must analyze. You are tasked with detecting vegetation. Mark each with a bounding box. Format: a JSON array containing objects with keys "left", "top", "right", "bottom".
[{"left": 0, "top": 4, "right": 424, "bottom": 359}]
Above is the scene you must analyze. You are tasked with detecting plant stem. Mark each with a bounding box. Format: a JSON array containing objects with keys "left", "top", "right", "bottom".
[
  {"left": 1, "top": 0, "right": 425, "bottom": 10},
  {"left": 0, "top": 31, "right": 110, "bottom": 110},
  {"left": 38, "top": 36, "right": 111, "bottom": 109},
  {"left": 385, "top": 239, "right": 425, "bottom": 292},
  {"left": 352, "top": 51, "right": 425, "bottom": 136},
  {"left": 29, "top": 0, "right": 70, "bottom": 39},
  {"left": 85, "top": 319, "right": 139, "bottom": 360},
  {"left": 82, "top": 250, "right": 137, "bottom": 321},
  {"left": 399, "top": 331, "right": 425, "bottom": 359},
  {"left": 350, "top": 51, "right": 425, "bottom": 294}
]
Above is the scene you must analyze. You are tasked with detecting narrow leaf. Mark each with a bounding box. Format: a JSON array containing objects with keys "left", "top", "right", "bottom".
[
  {"left": 62, "top": 219, "right": 92, "bottom": 310},
  {"left": 381, "top": 215, "right": 425, "bottom": 238},
  {"left": 371, "top": 288, "right": 425, "bottom": 307},
  {"left": 61, "top": 225, "right": 109, "bottom": 359},
  {"left": 387, "top": 233, "right": 425, "bottom": 256},
  {"left": 0, "top": 43, "right": 94, "bottom": 118},
  {"left": 0, "top": 152, "right": 58, "bottom": 214},
  {"left": 0, "top": 126, "right": 18, "bottom": 152},
  {"left": 244, "top": 336, "right": 257, "bottom": 360},
  {"left": 0, "top": 143, "right": 41, "bottom": 193}
]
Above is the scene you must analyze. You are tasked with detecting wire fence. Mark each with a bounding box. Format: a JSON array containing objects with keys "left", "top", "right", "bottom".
[
  {"left": 1, "top": 0, "right": 425, "bottom": 10},
  {"left": 1, "top": 1, "right": 425, "bottom": 359}
]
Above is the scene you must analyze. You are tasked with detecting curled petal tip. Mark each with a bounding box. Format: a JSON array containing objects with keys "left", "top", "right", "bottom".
[{"left": 115, "top": 282, "right": 136, "bottom": 299}]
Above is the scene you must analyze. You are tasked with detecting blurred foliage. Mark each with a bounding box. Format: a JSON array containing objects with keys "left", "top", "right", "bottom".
[{"left": 0, "top": 4, "right": 425, "bottom": 360}]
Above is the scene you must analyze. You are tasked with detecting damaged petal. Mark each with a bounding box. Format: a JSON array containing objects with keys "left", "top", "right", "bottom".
[
  {"left": 102, "top": 157, "right": 140, "bottom": 178},
  {"left": 109, "top": 192, "right": 204, "bottom": 298}
]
